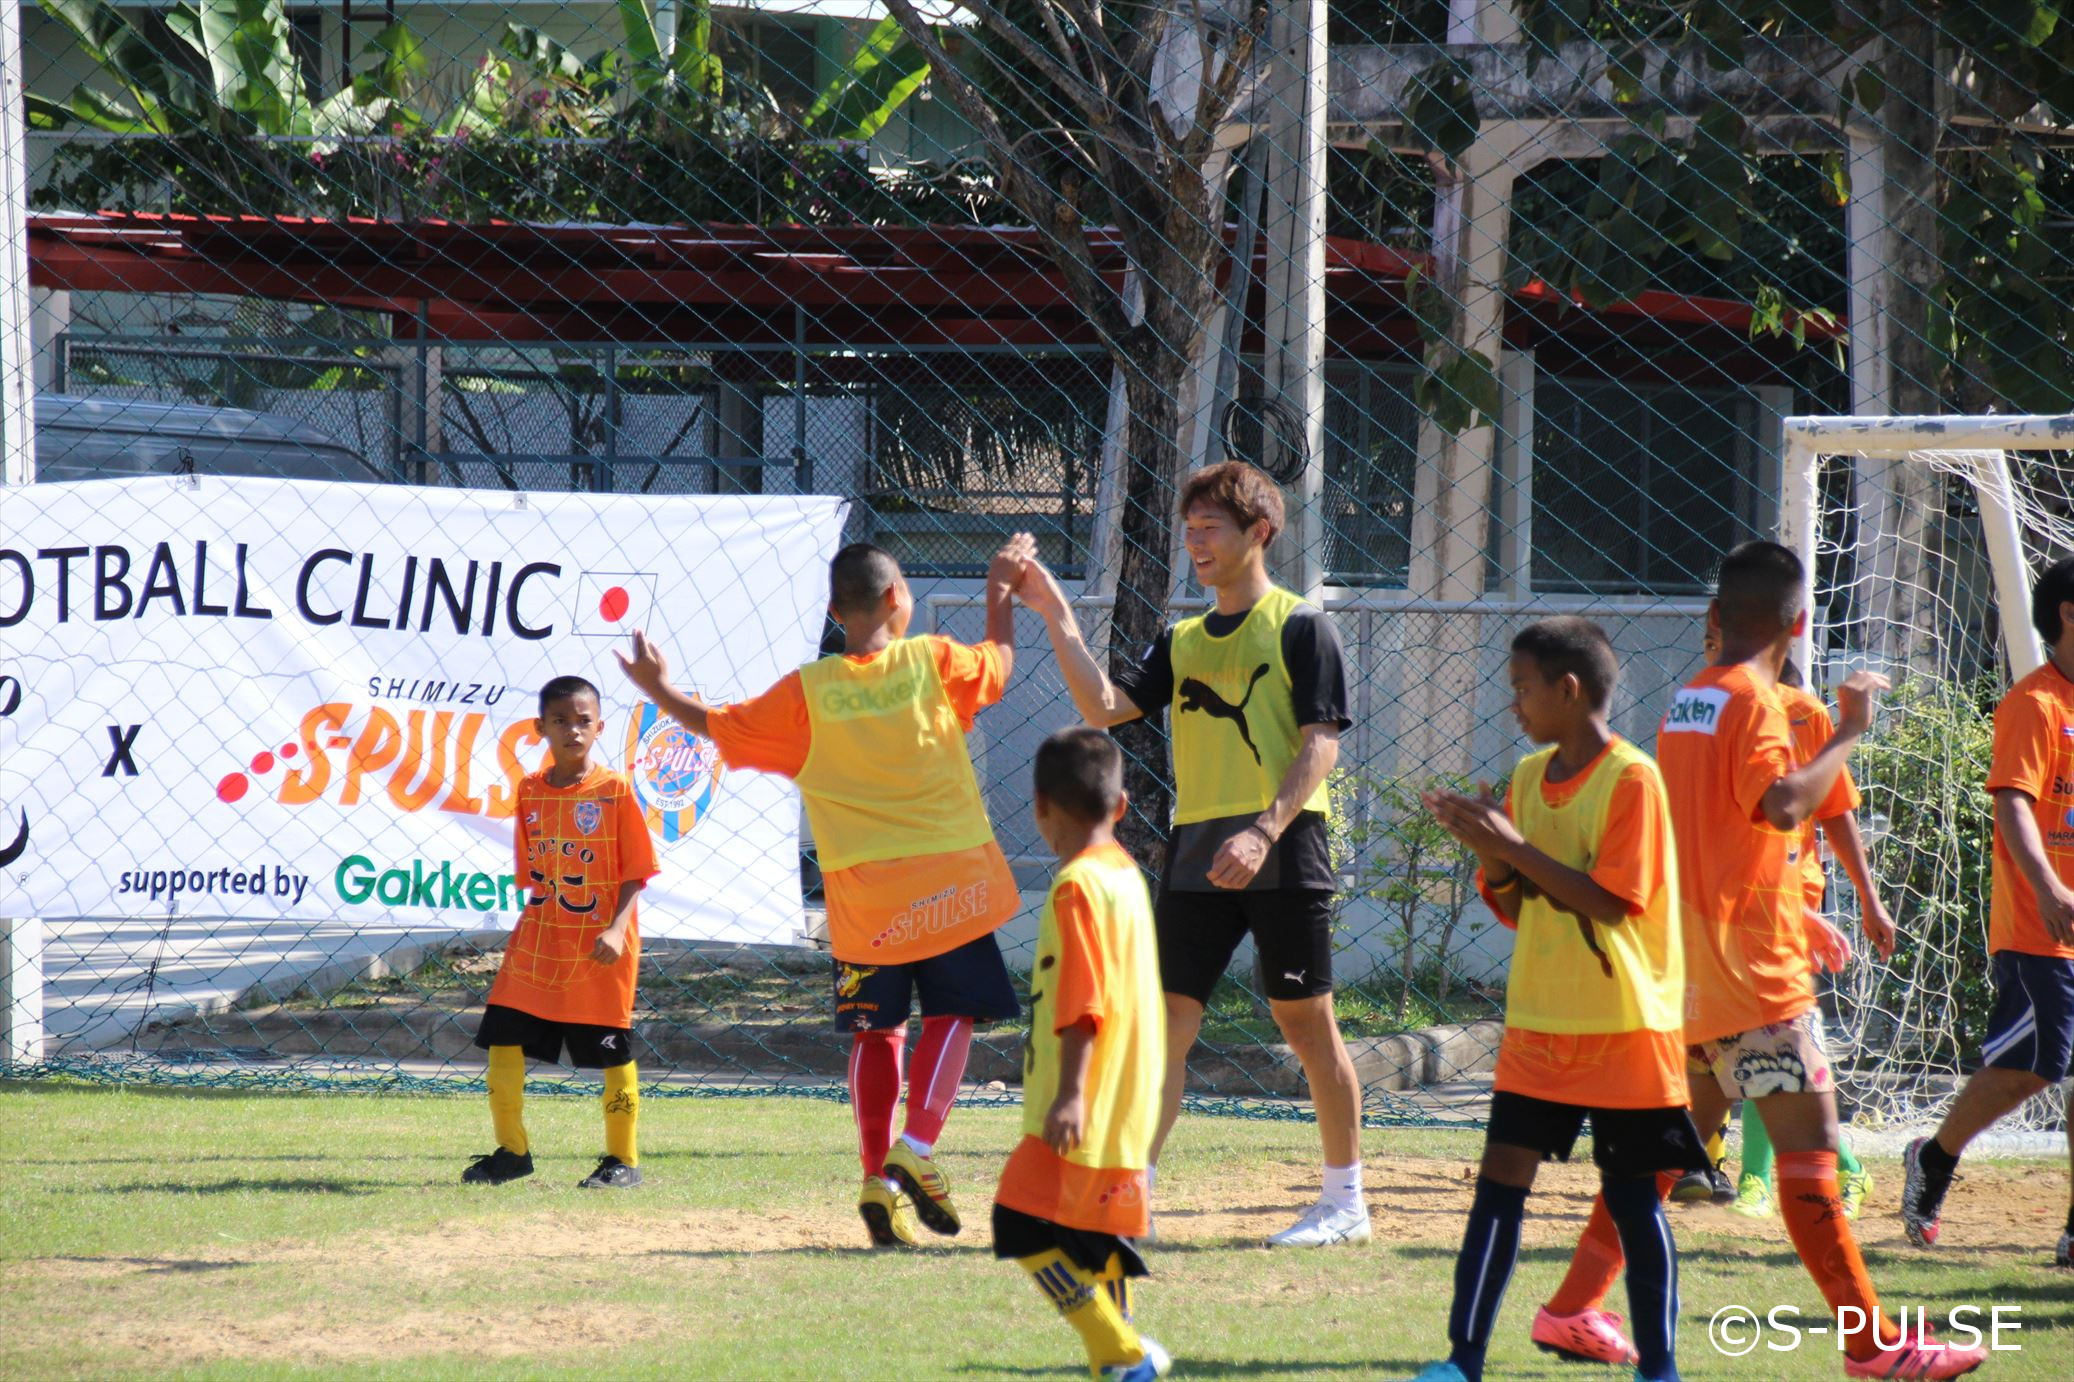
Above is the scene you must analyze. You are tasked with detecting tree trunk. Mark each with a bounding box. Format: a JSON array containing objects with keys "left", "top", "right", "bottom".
[{"left": 1109, "top": 353, "right": 1188, "bottom": 875}]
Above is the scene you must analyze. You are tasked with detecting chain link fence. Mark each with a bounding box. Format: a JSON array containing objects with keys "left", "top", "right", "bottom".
[{"left": 4, "top": 0, "right": 2071, "bottom": 1137}]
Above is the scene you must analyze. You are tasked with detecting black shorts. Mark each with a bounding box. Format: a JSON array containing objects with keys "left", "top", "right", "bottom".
[
  {"left": 1486, "top": 1090, "right": 1711, "bottom": 1180},
  {"left": 1981, "top": 950, "right": 2074, "bottom": 1081},
  {"left": 474, "top": 1004, "right": 634, "bottom": 1069},
  {"left": 832, "top": 933, "right": 1020, "bottom": 1033},
  {"left": 1155, "top": 886, "right": 1335, "bottom": 1004},
  {"left": 991, "top": 1203, "right": 1150, "bottom": 1278}
]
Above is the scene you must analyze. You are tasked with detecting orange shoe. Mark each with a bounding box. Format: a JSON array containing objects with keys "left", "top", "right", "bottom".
[{"left": 1530, "top": 1306, "right": 1639, "bottom": 1366}]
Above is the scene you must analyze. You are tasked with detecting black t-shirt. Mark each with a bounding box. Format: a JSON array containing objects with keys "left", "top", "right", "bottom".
[{"left": 1116, "top": 601, "right": 1351, "bottom": 893}]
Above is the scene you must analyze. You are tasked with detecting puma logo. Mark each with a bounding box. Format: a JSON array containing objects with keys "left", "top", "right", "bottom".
[
  {"left": 1522, "top": 877, "right": 1614, "bottom": 979},
  {"left": 1178, "top": 664, "right": 1271, "bottom": 764}
]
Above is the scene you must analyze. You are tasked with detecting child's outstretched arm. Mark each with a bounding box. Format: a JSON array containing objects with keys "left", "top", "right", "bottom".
[
  {"left": 1424, "top": 786, "right": 1631, "bottom": 923},
  {"left": 985, "top": 534, "right": 1038, "bottom": 679},
  {"left": 592, "top": 878, "right": 645, "bottom": 965},
  {"left": 1817, "top": 810, "right": 1897, "bottom": 958},
  {"left": 617, "top": 630, "right": 714, "bottom": 738},
  {"left": 1012, "top": 556, "right": 1143, "bottom": 730},
  {"left": 1761, "top": 669, "right": 1890, "bottom": 830}
]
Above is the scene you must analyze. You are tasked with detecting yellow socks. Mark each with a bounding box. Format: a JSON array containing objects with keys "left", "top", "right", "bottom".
[
  {"left": 602, "top": 1061, "right": 639, "bottom": 1166},
  {"left": 486, "top": 1045, "right": 529, "bottom": 1156},
  {"left": 1705, "top": 1125, "right": 1726, "bottom": 1166},
  {"left": 1018, "top": 1249, "right": 1143, "bottom": 1372}
]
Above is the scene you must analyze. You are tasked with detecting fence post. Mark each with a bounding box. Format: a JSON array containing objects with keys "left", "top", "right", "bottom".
[{"left": 0, "top": 0, "right": 42, "bottom": 1067}]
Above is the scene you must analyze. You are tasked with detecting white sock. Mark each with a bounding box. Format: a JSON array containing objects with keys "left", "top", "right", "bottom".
[
  {"left": 899, "top": 1132, "right": 934, "bottom": 1159},
  {"left": 882, "top": 1175, "right": 903, "bottom": 1195},
  {"left": 1146, "top": 1164, "right": 1157, "bottom": 1194},
  {"left": 1322, "top": 1161, "right": 1363, "bottom": 1212}
]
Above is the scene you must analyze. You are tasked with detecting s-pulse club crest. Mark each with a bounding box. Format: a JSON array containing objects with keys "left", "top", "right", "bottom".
[
  {"left": 574, "top": 800, "right": 602, "bottom": 836},
  {"left": 624, "top": 703, "right": 724, "bottom": 843}
]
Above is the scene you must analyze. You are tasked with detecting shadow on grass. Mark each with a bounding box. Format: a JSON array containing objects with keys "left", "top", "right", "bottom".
[
  {"left": 76, "top": 1178, "right": 388, "bottom": 1196},
  {"left": 38, "top": 1255, "right": 248, "bottom": 1275}
]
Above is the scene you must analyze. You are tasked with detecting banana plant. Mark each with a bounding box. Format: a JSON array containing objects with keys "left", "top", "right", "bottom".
[{"left": 28, "top": 0, "right": 424, "bottom": 142}]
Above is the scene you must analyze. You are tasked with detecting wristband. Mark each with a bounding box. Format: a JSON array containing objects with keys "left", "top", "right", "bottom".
[
  {"left": 1245, "top": 822, "right": 1278, "bottom": 847},
  {"left": 1487, "top": 869, "right": 1522, "bottom": 892}
]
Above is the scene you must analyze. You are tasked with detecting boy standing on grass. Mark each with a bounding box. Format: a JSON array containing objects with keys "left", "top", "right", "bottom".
[
  {"left": 1404, "top": 618, "right": 1704, "bottom": 1382},
  {"left": 1903, "top": 555, "right": 2074, "bottom": 1269},
  {"left": 1668, "top": 635, "right": 1893, "bottom": 1219},
  {"left": 996, "top": 727, "right": 1170, "bottom": 1382},
  {"left": 1531, "top": 542, "right": 1985, "bottom": 1381},
  {"left": 618, "top": 538, "right": 1031, "bottom": 1248},
  {"left": 466, "top": 675, "right": 658, "bottom": 1190},
  {"left": 1014, "top": 461, "right": 1365, "bottom": 1248},
  {"left": 1720, "top": 654, "right": 1893, "bottom": 1222}
]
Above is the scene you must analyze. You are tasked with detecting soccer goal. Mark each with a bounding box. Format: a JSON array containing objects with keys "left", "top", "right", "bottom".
[{"left": 1779, "top": 413, "right": 2074, "bottom": 1137}]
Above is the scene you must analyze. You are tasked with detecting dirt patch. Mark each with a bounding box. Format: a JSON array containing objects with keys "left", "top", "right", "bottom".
[{"left": 11, "top": 1154, "right": 2066, "bottom": 1368}]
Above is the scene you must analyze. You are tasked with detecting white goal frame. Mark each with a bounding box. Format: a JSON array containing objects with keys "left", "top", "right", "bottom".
[{"left": 1779, "top": 413, "right": 2074, "bottom": 682}]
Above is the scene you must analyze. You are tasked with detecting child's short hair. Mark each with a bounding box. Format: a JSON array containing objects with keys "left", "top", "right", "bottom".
[
  {"left": 539, "top": 675, "right": 601, "bottom": 717},
  {"left": 2031, "top": 556, "right": 2074, "bottom": 644},
  {"left": 1511, "top": 616, "right": 1618, "bottom": 710},
  {"left": 1715, "top": 540, "right": 1806, "bottom": 641},
  {"left": 1179, "top": 461, "right": 1285, "bottom": 545},
  {"left": 829, "top": 542, "right": 903, "bottom": 616},
  {"left": 1034, "top": 726, "right": 1124, "bottom": 823}
]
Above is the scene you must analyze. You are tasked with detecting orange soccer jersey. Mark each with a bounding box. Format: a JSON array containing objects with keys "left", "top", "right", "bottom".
[
  {"left": 1986, "top": 661, "right": 2074, "bottom": 960},
  {"left": 1780, "top": 683, "right": 1861, "bottom": 909},
  {"left": 705, "top": 635, "right": 1019, "bottom": 964},
  {"left": 1658, "top": 663, "right": 1843, "bottom": 1044},
  {"left": 1482, "top": 744, "right": 1687, "bottom": 1109},
  {"left": 486, "top": 765, "right": 659, "bottom": 1028}
]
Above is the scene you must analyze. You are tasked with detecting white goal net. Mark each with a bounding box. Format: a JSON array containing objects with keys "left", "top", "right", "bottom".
[{"left": 1786, "top": 415, "right": 2074, "bottom": 1138}]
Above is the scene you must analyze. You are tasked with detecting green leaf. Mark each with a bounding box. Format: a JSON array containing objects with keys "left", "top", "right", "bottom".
[
  {"left": 616, "top": 0, "right": 666, "bottom": 95},
  {"left": 672, "top": 0, "right": 723, "bottom": 101},
  {"left": 804, "top": 16, "right": 932, "bottom": 140},
  {"left": 1848, "top": 66, "right": 1885, "bottom": 113},
  {"left": 1405, "top": 57, "right": 1480, "bottom": 167}
]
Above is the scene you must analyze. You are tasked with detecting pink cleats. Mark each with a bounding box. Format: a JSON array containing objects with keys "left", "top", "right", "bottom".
[
  {"left": 1530, "top": 1306, "right": 1640, "bottom": 1366},
  {"left": 1843, "top": 1333, "right": 1987, "bottom": 1379}
]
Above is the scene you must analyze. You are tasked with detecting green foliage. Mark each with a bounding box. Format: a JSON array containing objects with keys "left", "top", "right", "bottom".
[
  {"left": 1404, "top": 265, "right": 1501, "bottom": 435},
  {"left": 1502, "top": 0, "right": 2074, "bottom": 412},
  {"left": 30, "top": 0, "right": 940, "bottom": 225},
  {"left": 1852, "top": 680, "right": 2000, "bottom": 1055},
  {"left": 1331, "top": 770, "right": 1498, "bottom": 1023}
]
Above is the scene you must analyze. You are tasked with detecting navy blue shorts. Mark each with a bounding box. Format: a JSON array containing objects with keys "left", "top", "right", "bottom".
[
  {"left": 1980, "top": 950, "right": 2074, "bottom": 1081},
  {"left": 832, "top": 933, "right": 1019, "bottom": 1033}
]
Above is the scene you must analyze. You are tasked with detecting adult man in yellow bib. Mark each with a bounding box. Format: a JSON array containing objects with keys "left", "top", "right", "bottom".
[{"left": 1013, "top": 461, "right": 1366, "bottom": 1248}]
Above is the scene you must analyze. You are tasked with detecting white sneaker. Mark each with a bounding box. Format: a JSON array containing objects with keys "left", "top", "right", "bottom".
[{"left": 1265, "top": 1198, "right": 1371, "bottom": 1248}]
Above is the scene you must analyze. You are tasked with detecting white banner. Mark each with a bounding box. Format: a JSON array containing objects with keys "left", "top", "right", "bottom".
[{"left": 0, "top": 477, "right": 846, "bottom": 941}]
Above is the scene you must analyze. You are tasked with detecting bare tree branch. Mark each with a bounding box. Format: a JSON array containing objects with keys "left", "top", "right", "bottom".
[{"left": 961, "top": 0, "right": 1113, "bottom": 127}]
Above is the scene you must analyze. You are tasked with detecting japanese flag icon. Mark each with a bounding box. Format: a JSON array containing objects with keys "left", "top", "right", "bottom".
[{"left": 569, "top": 572, "right": 661, "bottom": 639}]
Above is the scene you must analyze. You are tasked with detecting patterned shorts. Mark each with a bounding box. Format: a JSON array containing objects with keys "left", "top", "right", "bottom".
[{"left": 1693, "top": 1011, "right": 1834, "bottom": 1099}]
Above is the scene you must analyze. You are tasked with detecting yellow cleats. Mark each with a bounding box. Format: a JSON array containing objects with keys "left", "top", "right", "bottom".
[
  {"left": 858, "top": 1175, "right": 921, "bottom": 1248},
  {"left": 883, "top": 1140, "right": 962, "bottom": 1236}
]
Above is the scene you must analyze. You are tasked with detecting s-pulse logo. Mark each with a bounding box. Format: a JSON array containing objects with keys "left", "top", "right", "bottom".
[{"left": 1664, "top": 687, "right": 1731, "bottom": 735}]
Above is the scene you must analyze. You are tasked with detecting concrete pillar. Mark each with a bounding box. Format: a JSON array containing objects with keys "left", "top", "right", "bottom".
[
  {"left": 31, "top": 288, "right": 68, "bottom": 394},
  {"left": 1256, "top": 0, "right": 1329, "bottom": 601}
]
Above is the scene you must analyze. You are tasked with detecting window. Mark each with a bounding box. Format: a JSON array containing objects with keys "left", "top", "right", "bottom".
[{"left": 1531, "top": 376, "right": 1765, "bottom": 594}]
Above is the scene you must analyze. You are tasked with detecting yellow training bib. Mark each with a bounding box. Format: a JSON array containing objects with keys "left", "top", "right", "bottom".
[
  {"left": 1505, "top": 739, "right": 1684, "bottom": 1035},
  {"left": 796, "top": 638, "right": 997, "bottom": 872},
  {"left": 1168, "top": 586, "right": 1332, "bottom": 826}
]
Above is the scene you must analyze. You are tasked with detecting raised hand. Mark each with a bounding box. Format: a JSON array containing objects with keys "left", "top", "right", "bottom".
[
  {"left": 615, "top": 628, "right": 672, "bottom": 699},
  {"left": 1834, "top": 668, "right": 1892, "bottom": 738}
]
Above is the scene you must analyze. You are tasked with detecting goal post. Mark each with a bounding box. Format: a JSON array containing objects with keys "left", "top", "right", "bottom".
[{"left": 1777, "top": 412, "right": 2074, "bottom": 1135}]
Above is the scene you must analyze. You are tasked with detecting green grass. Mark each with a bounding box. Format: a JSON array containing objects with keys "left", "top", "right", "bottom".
[{"left": 1, "top": 1081, "right": 2068, "bottom": 1380}]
